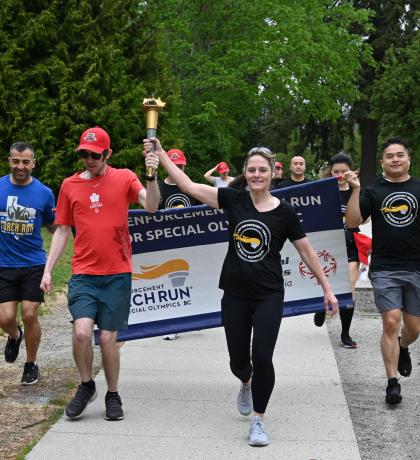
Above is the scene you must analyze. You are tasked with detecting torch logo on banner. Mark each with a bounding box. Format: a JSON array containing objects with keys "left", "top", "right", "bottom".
[
  {"left": 299, "top": 249, "right": 337, "bottom": 284},
  {"left": 132, "top": 259, "right": 189, "bottom": 287}
]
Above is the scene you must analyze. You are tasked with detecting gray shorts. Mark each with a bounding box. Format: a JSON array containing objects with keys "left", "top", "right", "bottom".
[{"left": 370, "top": 271, "right": 420, "bottom": 317}]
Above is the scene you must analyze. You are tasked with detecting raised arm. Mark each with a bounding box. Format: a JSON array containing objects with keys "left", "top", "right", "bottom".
[
  {"left": 40, "top": 224, "right": 71, "bottom": 293},
  {"left": 137, "top": 149, "right": 160, "bottom": 212},
  {"left": 343, "top": 171, "right": 364, "bottom": 227},
  {"left": 203, "top": 166, "right": 217, "bottom": 185},
  {"left": 143, "top": 138, "right": 219, "bottom": 208},
  {"left": 292, "top": 237, "right": 338, "bottom": 315}
]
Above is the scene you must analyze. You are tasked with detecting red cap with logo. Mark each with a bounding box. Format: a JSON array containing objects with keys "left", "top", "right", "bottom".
[
  {"left": 275, "top": 161, "right": 283, "bottom": 168},
  {"left": 217, "top": 161, "right": 229, "bottom": 174},
  {"left": 167, "top": 149, "right": 187, "bottom": 165},
  {"left": 75, "top": 127, "right": 111, "bottom": 154}
]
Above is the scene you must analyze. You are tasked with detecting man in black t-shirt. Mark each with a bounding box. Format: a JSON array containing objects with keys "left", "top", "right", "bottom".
[
  {"left": 277, "top": 155, "right": 311, "bottom": 188},
  {"left": 345, "top": 138, "right": 420, "bottom": 406},
  {"left": 158, "top": 149, "right": 199, "bottom": 210},
  {"left": 158, "top": 148, "right": 199, "bottom": 340}
]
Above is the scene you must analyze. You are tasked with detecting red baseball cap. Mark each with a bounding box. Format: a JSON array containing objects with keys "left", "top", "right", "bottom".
[
  {"left": 168, "top": 149, "right": 187, "bottom": 165},
  {"left": 217, "top": 161, "right": 229, "bottom": 174},
  {"left": 75, "top": 127, "right": 111, "bottom": 154},
  {"left": 275, "top": 161, "right": 283, "bottom": 168}
]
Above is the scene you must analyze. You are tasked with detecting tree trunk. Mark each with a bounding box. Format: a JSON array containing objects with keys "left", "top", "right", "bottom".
[{"left": 359, "top": 118, "right": 379, "bottom": 187}]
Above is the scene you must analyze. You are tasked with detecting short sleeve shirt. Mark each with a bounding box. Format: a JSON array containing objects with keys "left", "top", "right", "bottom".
[
  {"left": 360, "top": 176, "right": 420, "bottom": 271},
  {"left": 158, "top": 181, "right": 200, "bottom": 209},
  {"left": 0, "top": 176, "right": 55, "bottom": 267},
  {"left": 218, "top": 188, "right": 306, "bottom": 299},
  {"left": 55, "top": 167, "right": 143, "bottom": 275}
]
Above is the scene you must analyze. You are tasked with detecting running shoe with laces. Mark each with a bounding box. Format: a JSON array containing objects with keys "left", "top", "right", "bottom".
[
  {"left": 385, "top": 379, "right": 402, "bottom": 405},
  {"left": 313, "top": 311, "right": 326, "bottom": 327},
  {"left": 105, "top": 392, "right": 124, "bottom": 420},
  {"left": 341, "top": 334, "right": 357, "bottom": 349},
  {"left": 398, "top": 337, "right": 412, "bottom": 377},
  {"left": 21, "top": 362, "right": 39, "bottom": 385},
  {"left": 249, "top": 415, "right": 269, "bottom": 446},
  {"left": 237, "top": 382, "right": 252, "bottom": 416},
  {"left": 4, "top": 326, "right": 23, "bottom": 363},
  {"left": 65, "top": 382, "right": 97, "bottom": 419}
]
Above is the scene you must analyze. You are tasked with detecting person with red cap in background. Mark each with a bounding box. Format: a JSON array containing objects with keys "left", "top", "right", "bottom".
[
  {"left": 204, "top": 161, "right": 234, "bottom": 188},
  {"left": 159, "top": 148, "right": 200, "bottom": 340},
  {"left": 40, "top": 126, "right": 160, "bottom": 422},
  {"left": 271, "top": 161, "right": 285, "bottom": 189}
]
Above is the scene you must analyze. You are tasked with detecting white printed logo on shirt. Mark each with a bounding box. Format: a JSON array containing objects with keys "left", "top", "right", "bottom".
[
  {"left": 0, "top": 196, "right": 36, "bottom": 239},
  {"left": 89, "top": 192, "right": 103, "bottom": 213},
  {"left": 380, "top": 192, "right": 418, "bottom": 227},
  {"left": 233, "top": 219, "right": 271, "bottom": 263}
]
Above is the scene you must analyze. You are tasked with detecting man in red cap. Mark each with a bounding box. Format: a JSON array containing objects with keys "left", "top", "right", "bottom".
[
  {"left": 204, "top": 161, "right": 234, "bottom": 188},
  {"left": 159, "top": 148, "right": 200, "bottom": 341},
  {"left": 271, "top": 161, "right": 285, "bottom": 189},
  {"left": 40, "top": 126, "right": 160, "bottom": 421},
  {"left": 159, "top": 149, "right": 200, "bottom": 209}
]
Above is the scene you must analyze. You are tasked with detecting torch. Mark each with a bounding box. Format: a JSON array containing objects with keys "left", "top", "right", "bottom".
[{"left": 142, "top": 97, "right": 166, "bottom": 180}]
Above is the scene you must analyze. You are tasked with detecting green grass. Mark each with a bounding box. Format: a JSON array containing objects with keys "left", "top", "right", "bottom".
[{"left": 42, "top": 227, "right": 73, "bottom": 293}]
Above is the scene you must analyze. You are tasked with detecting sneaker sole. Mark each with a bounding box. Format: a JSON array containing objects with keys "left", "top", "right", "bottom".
[
  {"left": 104, "top": 414, "right": 125, "bottom": 421},
  {"left": 21, "top": 377, "right": 39, "bottom": 386},
  {"left": 341, "top": 343, "right": 358, "bottom": 349},
  {"left": 249, "top": 439, "right": 270, "bottom": 447},
  {"left": 65, "top": 391, "right": 98, "bottom": 419}
]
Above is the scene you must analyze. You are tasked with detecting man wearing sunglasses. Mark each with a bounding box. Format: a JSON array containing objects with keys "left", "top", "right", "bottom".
[
  {"left": 271, "top": 161, "right": 285, "bottom": 190},
  {"left": 41, "top": 126, "right": 160, "bottom": 421}
]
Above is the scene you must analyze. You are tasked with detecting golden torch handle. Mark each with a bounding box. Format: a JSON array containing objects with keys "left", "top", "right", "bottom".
[{"left": 142, "top": 97, "right": 166, "bottom": 181}]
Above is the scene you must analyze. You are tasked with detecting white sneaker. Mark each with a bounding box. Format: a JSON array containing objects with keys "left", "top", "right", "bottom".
[
  {"left": 249, "top": 415, "right": 269, "bottom": 446},
  {"left": 237, "top": 382, "right": 252, "bottom": 416},
  {"left": 162, "top": 334, "right": 179, "bottom": 340}
]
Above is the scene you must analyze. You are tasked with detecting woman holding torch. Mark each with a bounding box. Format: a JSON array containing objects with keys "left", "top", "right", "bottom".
[{"left": 144, "top": 138, "right": 338, "bottom": 447}]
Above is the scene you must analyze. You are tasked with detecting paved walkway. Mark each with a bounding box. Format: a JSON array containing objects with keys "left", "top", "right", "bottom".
[{"left": 27, "top": 315, "right": 360, "bottom": 460}]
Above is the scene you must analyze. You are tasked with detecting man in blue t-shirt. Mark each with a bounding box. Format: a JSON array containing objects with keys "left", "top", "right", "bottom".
[{"left": 0, "top": 142, "right": 55, "bottom": 385}]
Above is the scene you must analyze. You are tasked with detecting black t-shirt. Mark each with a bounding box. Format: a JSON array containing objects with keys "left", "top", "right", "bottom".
[
  {"left": 217, "top": 188, "right": 306, "bottom": 299},
  {"left": 270, "top": 178, "right": 285, "bottom": 190},
  {"left": 158, "top": 181, "right": 200, "bottom": 209},
  {"left": 276, "top": 177, "right": 311, "bottom": 189},
  {"left": 360, "top": 176, "right": 420, "bottom": 271}
]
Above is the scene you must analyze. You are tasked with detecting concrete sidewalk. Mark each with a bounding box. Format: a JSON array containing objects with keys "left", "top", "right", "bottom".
[{"left": 27, "top": 315, "right": 360, "bottom": 460}]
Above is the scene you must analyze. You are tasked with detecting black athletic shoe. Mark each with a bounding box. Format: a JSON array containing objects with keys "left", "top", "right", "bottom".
[
  {"left": 105, "top": 392, "right": 124, "bottom": 421},
  {"left": 385, "top": 380, "right": 402, "bottom": 405},
  {"left": 65, "top": 383, "right": 97, "bottom": 419},
  {"left": 341, "top": 335, "right": 357, "bottom": 349},
  {"left": 21, "top": 362, "right": 39, "bottom": 385},
  {"left": 314, "top": 311, "right": 326, "bottom": 327},
  {"left": 4, "top": 326, "right": 23, "bottom": 363},
  {"left": 398, "top": 337, "right": 412, "bottom": 377}
]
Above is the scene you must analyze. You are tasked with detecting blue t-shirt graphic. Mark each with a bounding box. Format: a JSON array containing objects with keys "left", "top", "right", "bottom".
[{"left": 0, "top": 175, "right": 55, "bottom": 267}]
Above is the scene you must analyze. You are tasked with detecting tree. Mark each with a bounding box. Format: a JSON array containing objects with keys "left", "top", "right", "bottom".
[
  {"left": 0, "top": 0, "right": 179, "bottom": 192},
  {"left": 351, "top": 1, "right": 418, "bottom": 185},
  {"left": 155, "top": 0, "right": 369, "bottom": 176}
]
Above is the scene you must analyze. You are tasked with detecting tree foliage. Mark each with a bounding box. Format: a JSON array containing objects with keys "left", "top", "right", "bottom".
[{"left": 0, "top": 0, "right": 178, "bottom": 192}]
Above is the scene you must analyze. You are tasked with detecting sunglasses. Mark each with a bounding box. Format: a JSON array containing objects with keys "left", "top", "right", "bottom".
[
  {"left": 79, "top": 150, "right": 105, "bottom": 160},
  {"left": 275, "top": 166, "right": 283, "bottom": 170}
]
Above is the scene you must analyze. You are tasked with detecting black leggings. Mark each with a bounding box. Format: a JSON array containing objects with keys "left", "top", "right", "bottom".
[{"left": 221, "top": 292, "right": 284, "bottom": 414}]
